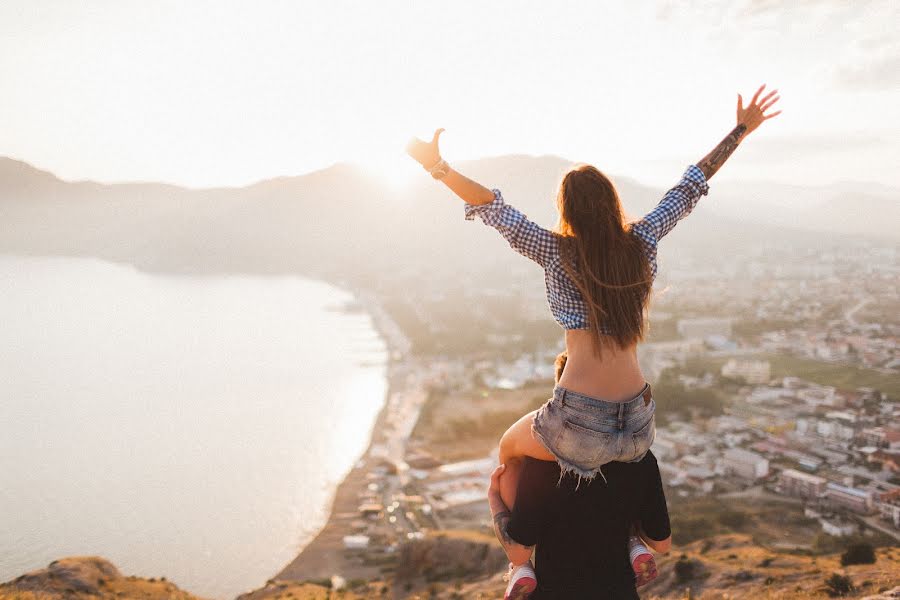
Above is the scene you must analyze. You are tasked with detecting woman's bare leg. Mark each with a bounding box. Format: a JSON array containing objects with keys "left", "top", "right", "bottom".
[{"left": 498, "top": 409, "right": 556, "bottom": 509}]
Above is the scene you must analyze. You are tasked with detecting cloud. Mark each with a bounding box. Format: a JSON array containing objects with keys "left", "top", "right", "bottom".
[
  {"left": 655, "top": 0, "right": 838, "bottom": 23},
  {"left": 833, "top": 34, "right": 900, "bottom": 91},
  {"left": 742, "top": 133, "right": 887, "bottom": 158},
  {"left": 655, "top": 1, "right": 899, "bottom": 92}
]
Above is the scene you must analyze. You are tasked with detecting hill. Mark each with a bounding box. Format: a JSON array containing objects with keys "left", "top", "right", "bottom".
[
  {"left": 0, "top": 556, "right": 203, "bottom": 600},
  {"left": 4, "top": 539, "right": 898, "bottom": 599},
  {"left": 1, "top": 155, "right": 896, "bottom": 290}
]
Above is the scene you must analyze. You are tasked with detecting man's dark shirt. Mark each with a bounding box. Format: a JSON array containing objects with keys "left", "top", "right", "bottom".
[{"left": 506, "top": 451, "right": 670, "bottom": 599}]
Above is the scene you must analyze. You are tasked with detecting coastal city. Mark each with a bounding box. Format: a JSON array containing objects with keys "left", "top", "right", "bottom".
[
  {"left": 281, "top": 233, "right": 899, "bottom": 596},
  {"left": 270, "top": 229, "right": 900, "bottom": 596}
]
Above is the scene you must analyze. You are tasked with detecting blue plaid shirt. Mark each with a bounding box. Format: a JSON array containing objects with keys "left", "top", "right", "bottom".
[{"left": 464, "top": 165, "right": 710, "bottom": 331}]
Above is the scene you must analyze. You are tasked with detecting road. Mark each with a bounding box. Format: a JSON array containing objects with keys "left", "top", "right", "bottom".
[{"left": 844, "top": 297, "right": 871, "bottom": 328}]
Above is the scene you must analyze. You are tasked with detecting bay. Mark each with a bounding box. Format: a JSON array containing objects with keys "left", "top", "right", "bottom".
[{"left": 0, "top": 255, "right": 388, "bottom": 598}]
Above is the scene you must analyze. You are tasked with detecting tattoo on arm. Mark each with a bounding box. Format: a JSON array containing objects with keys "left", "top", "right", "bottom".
[
  {"left": 492, "top": 510, "right": 513, "bottom": 546},
  {"left": 491, "top": 509, "right": 536, "bottom": 562},
  {"left": 698, "top": 124, "right": 747, "bottom": 180}
]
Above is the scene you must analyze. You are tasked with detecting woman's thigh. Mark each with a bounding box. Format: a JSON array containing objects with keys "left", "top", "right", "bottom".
[{"left": 499, "top": 409, "right": 557, "bottom": 463}]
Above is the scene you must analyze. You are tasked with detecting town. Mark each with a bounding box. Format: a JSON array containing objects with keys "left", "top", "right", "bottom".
[{"left": 313, "top": 234, "right": 898, "bottom": 585}]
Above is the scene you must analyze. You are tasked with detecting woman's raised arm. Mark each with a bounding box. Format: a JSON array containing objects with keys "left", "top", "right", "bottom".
[
  {"left": 405, "top": 128, "right": 495, "bottom": 206},
  {"left": 697, "top": 84, "right": 782, "bottom": 180}
]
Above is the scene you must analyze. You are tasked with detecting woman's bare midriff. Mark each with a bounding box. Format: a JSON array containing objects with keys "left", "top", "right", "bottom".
[{"left": 556, "top": 329, "right": 646, "bottom": 402}]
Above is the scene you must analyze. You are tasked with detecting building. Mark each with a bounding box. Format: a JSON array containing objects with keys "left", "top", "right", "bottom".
[
  {"left": 797, "top": 385, "right": 843, "bottom": 409},
  {"left": 820, "top": 517, "right": 857, "bottom": 537},
  {"left": 780, "top": 468, "right": 827, "bottom": 499},
  {"left": 721, "top": 359, "right": 771, "bottom": 384},
  {"left": 877, "top": 501, "right": 900, "bottom": 528},
  {"left": 722, "top": 448, "right": 769, "bottom": 480},
  {"left": 677, "top": 317, "right": 732, "bottom": 340},
  {"left": 825, "top": 483, "right": 874, "bottom": 514},
  {"left": 816, "top": 413, "right": 857, "bottom": 442},
  {"left": 342, "top": 535, "right": 370, "bottom": 549},
  {"left": 859, "top": 426, "right": 888, "bottom": 447}
]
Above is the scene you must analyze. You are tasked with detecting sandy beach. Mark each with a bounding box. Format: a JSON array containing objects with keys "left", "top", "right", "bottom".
[{"left": 273, "top": 290, "right": 427, "bottom": 583}]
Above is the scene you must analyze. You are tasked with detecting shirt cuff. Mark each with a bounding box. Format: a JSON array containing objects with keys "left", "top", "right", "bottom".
[
  {"left": 464, "top": 188, "right": 504, "bottom": 221},
  {"left": 684, "top": 165, "right": 710, "bottom": 197}
]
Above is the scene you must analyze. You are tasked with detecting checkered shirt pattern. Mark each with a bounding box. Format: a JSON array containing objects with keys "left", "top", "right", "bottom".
[{"left": 464, "top": 165, "right": 709, "bottom": 331}]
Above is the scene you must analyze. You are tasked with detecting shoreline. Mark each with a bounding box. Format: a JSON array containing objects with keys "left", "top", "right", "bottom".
[{"left": 268, "top": 289, "right": 424, "bottom": 584}]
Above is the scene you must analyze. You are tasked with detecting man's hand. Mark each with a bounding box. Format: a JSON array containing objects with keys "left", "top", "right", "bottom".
[
  {"left": 405, "top": 128, "right": 444, "bottom": 169},
  {"left": 488, "top": 463, "right": 505, "bottom": 496},
  {"left": 487, "top": 464, "right": 534, "bottom": 566},
  {"left": 737, "top": 84, "right": 781, "bottom": 136},
  {"left": 487, "top": 464, "right": 509, "bottom": 521}
]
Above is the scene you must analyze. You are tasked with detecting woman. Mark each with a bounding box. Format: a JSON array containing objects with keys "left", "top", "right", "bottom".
[{"left": 407, "top": 85, "right": 781, "bottom": 597}]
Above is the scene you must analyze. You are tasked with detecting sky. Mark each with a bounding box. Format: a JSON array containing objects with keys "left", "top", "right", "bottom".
[{"left": 1, "top": 0, "right": 898, "bottom": 189}]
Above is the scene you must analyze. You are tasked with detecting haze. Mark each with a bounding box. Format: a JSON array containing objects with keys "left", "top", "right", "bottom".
[{"left": 1, "top": 1, "right": 897, "bottom": 190}]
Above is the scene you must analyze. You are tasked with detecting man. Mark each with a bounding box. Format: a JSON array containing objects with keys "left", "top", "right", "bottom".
[{"left": 488, "top": 450, "right": 672, "bottom": 599}]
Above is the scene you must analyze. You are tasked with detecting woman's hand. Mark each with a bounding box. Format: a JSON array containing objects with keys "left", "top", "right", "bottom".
[
  {"left": 737, "top": 84, "right": 781, "bottom": 135},
  {"left": 405, "top": 128, "right": 444, "bottom": 169},
  {"left": 698, "top": 84, "right": 782, "bottom": 180}
]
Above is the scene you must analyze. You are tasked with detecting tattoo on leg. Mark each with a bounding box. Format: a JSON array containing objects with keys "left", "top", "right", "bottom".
[{"left": 698, "top": 124, "right": 747, "bottom": 180}]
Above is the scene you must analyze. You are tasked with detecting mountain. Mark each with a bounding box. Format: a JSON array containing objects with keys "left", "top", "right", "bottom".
[
  {"left": 1, "top": 155, "right": 896, "bottom": 286},
  {"left": 708, "top": 178, "right": 899, "bottom": 239}
]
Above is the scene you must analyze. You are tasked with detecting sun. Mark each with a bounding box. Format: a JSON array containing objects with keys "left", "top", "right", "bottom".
[{"left": 358, "top": 152, "right": 422, "bottom": 190}]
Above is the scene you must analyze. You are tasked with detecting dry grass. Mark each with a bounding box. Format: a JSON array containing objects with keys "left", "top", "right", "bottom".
[
  {"left": 641, "top": 534, "right": 900, "bottom": 599},
  {"left": 411, "top": 381, "right": 552, "bottom": 463}
]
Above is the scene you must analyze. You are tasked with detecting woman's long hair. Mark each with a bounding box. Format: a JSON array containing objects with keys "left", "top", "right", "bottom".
[{"left": 555, "top": 164, "right": 651, "bottom": 355}]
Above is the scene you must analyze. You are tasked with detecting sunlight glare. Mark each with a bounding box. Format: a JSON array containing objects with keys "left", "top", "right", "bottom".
[{"left": 360, "top": 151, "right": 422, "bottom": 190}]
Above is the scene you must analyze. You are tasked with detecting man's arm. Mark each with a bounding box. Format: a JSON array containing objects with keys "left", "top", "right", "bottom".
[
  {"left": 488, "top": 465, "right": 534, "bottom": 566},
  {"left": 637, "top": 452, "right": 674, "bottom": 555},
  {"left": 636, "top": 522, "right": 672, "bottom": 554},
  {"left": 696, "top": 84, "right": 782, "bottom": 180}
]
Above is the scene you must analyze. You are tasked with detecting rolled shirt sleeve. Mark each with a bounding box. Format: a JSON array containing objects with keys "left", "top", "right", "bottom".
[
  {"left": 635, "top": 165, "right": 709, "bottom": 242},
  {"left": 464, "top": 189, "right": 559, "bottom": 267}
]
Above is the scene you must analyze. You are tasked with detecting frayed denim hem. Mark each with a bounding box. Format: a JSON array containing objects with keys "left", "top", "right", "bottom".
[
  {"left": 553, "top": 455, "right": 608, "bottom": 489},
  {"left": 531, "top": 422, "right": 607, "bottom": 489}
]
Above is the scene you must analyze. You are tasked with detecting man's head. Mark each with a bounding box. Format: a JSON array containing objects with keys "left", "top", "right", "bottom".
[{"left": 554, "top": 351, "right": 567, "bottom": 383}]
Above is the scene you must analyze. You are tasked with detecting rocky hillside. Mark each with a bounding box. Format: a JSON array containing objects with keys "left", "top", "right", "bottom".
[
  {"left": 0, "top": 556, "right": 203, "bottom": 600},
  {"left": 5, "top": 535, "right": 898, "bottom": 599}
]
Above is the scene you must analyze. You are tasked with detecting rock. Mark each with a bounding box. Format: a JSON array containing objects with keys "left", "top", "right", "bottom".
[
  {"left": 5, "top": 556, "right": 120, "bottom": 595},
  {"left": 861, "top": 586, "right": 900, "bottom": 600}
]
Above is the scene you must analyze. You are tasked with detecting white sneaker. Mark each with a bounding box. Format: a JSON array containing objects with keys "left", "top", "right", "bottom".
[
  {"left": 504, "top": 561, "right": 537, "bottom": 599},
  {"left": 629, "top": 536, "right": 658, "bottom": 588}
]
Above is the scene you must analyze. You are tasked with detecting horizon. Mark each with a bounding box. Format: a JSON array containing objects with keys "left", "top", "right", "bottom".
[
  {"left": 2, "top": 1, "right": 898, "bottom": 190},
  {"left": 4, "top": 152, "right": 899, "bottom": 195}
]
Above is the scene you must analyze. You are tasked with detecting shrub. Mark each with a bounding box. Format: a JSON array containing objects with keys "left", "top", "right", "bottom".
[
  {"left": 675, "top": 555, "right": 696, "bottom": 583},
  {"left": 824, "top": 573, "right": 853, "bottom": 597},
  {"left": 841, "top": 542, "right": 876, "bottom": 566},
  {"left": 717, "top": 510, "right": 749, "bottom": 529}
]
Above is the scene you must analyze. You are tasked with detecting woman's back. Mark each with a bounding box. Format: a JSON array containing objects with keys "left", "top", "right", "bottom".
[{"left": 560, "top": 330, "right": 644, "bottom": 401}]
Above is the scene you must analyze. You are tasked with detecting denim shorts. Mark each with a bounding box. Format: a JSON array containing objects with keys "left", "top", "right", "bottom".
[{"left": 532, "top": 383, "right": 656, "bottom": 483}]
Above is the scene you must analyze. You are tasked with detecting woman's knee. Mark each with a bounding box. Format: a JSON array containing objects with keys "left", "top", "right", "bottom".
[{"left": 499, "top": 426, "right": 519, "bottom": 463}]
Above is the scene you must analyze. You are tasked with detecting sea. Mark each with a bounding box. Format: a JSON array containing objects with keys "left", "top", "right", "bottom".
[{"left": 0, "top": 254, "right": 389, "bottom": 599}]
